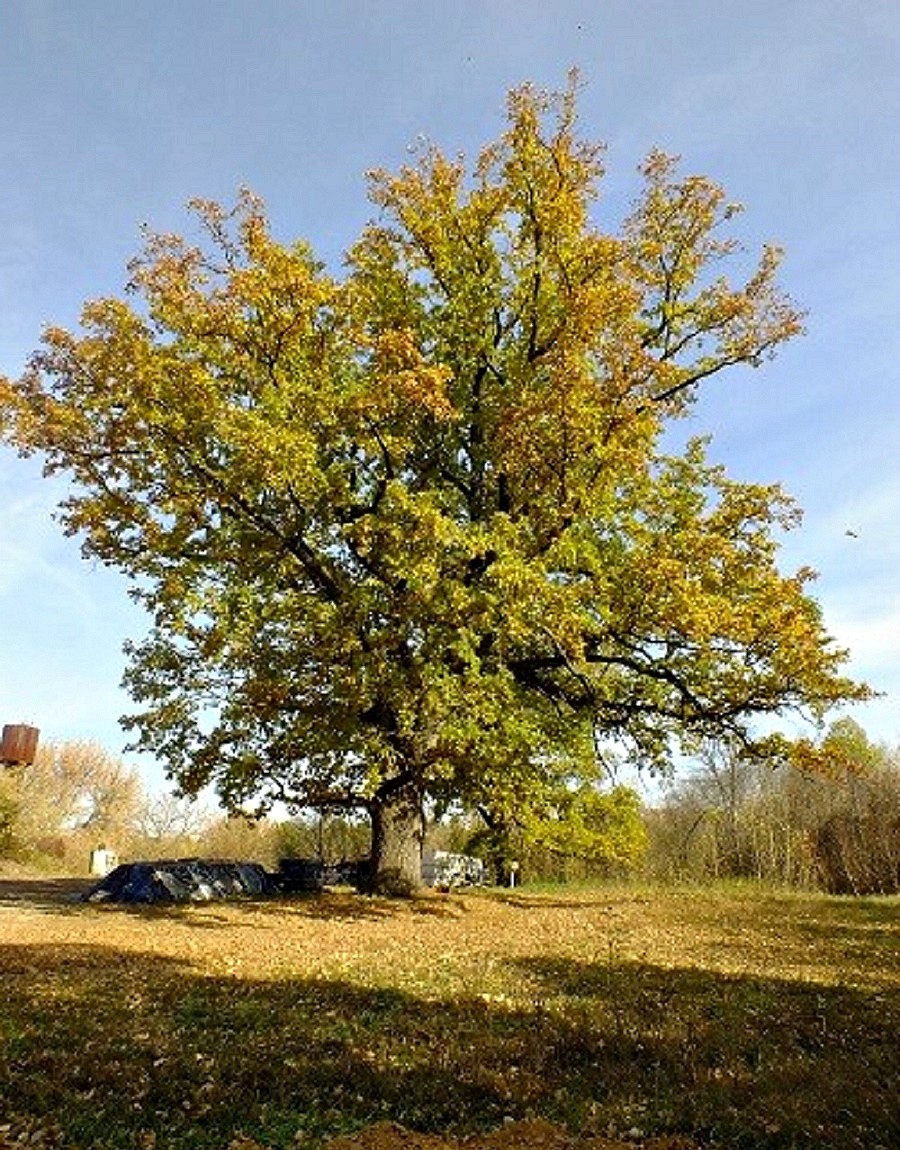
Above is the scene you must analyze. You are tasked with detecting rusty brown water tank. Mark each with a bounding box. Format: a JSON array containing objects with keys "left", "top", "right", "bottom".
[{"left": 1, "top": 724, "right": 40, "bottom": 765}]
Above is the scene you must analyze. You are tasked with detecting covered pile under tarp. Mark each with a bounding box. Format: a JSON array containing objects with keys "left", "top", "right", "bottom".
[
  {"left": 84, "top": 858, "right": 276, "bottom": 904},
  {"left": 277, "top": 857, "right": 368, "bottom": 892}
]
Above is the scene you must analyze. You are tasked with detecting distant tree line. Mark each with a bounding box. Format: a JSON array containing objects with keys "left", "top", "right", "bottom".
[
  {"left": 0, "top": 738, "right": 645, "bottom": 883},
  {"left": 2, "top": 720, "right": 897, "bottom": 895},
  {"left": 644, "top": 719, "right": 900, "bottom": 894}
]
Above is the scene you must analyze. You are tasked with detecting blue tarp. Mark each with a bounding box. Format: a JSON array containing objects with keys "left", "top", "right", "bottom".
[{"left": 84, "top": 858, "right": 276, "bottom": 903}]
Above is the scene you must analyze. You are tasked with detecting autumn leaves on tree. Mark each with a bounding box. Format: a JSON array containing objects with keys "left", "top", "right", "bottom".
[{"left": 0, "top": 80, "right": 869, "bottom": 891}]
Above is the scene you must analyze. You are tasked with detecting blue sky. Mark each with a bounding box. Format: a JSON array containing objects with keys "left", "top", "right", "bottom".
[{"left": 1, "top": 1, "right": 898, "bottom": 795}]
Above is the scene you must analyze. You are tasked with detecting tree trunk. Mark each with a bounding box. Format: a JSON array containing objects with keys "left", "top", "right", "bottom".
[{"left": 367, "top": 780, "right": 425, "bottom": 896}]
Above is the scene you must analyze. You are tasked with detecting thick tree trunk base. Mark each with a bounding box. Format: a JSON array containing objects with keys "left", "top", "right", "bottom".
[{"left": 364, "top": 783, "right": 425, "bottom": 896}]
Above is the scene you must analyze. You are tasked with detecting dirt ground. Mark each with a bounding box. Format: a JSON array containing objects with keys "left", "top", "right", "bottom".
[{"left": 322, "top": 1119, "right": 698, "bottom": 1149}]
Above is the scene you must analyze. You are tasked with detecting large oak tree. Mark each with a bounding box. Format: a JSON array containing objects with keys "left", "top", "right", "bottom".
[{"left": 1, "top": 82, "right": 868, "bottom": 891}]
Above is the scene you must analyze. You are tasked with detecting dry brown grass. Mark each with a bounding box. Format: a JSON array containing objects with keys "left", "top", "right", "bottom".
[{"left": 1, "top": 877, "right": 897, "bottom": 1149}]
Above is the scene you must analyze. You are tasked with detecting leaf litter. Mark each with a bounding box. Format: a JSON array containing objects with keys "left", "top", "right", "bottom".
[{"left": 1, "top": 877, "right": 897, "bottom": 1149}]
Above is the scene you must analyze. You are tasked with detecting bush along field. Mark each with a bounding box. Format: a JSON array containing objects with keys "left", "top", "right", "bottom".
[{"left": 0, "top": 881, "right": 897, "bottom": 1150}]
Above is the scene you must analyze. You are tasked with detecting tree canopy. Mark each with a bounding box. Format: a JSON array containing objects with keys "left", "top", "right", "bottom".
[{"left": 0, "top": 80, "right": 869, "bottom": 890}]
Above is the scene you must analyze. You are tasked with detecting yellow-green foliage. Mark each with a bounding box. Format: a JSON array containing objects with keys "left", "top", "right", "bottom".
[
  {"left": 0, "top": 772, "right": 20, "bottom": 857},
  {"left": 525, "top": 784, "right": 647, "bottom": 869}
]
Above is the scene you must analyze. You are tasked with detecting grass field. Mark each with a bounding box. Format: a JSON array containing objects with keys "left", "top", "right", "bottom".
[{"left": 0, "top": 878, "right": 897, "bottom": 1149}]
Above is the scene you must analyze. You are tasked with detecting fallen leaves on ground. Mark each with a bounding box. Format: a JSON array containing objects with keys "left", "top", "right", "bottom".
[
  {"left": 1, "top": 874, "right": 897, "bottom": 1150},
  {"left": 322, "top": 1118, "right": 700, "bottom": 1149}
]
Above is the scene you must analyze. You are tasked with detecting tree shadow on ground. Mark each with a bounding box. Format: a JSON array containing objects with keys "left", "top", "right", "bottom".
[
  {"left": 492, "top": 892, "right": 651, "bottom": 913},
  {"left": 0, "top": 875, "right": 93, "bottom": 911},
  {"left": 247, "top": 889, "right": 471, "bottom": 921},
  {"left": 105, "top": 888, "right": 470, "bottom": 928},
  {"left": 509, "top": 953, "right": 898, "bottom": 1148},
  {"left": 0, "top": 873, "right": 471, "bottom": 925},
  {"left": 1, "top": 942, "right": 896, "bottom": 1150}
]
